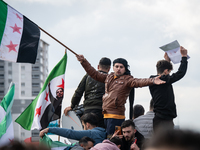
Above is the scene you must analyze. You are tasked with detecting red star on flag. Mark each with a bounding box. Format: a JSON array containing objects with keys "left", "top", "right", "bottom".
[
  {"left": 57, "top": 78, "right": 65, "bottom": 89},
  {"left": 6, "top": 41, "right": 18, "bottom": 52},
  {"left": 45, "top": 92, "right": 49, "bottom": 102},
  {"left": 10, "top": 24, "right": 22, "bottom": 34},
  {"left": 9, "top": 138, "right": 14, "bottom": 142},
  {"left": 15, "top": 13, "right": 22, "bottom": 21},
  {"left": 35, "top": 106, "right": 42, "bottom": 117}
]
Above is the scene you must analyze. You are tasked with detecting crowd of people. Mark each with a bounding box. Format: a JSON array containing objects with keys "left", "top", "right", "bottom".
[{"left": 2, "top": 46, "right": 200, "bottom": 150}]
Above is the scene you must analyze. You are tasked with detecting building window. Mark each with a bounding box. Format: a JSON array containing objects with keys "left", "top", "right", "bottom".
[
  {"left": 32, "top": 83, "right": 39, "bottom": 87},
  {"left": 32, "top": 75, "right": 39, "bottom": 79},
  {"left": 32, "top": 66, "right": 40, "bottom": 71},
  {"left": 0, "top": 82, "right": 4, "bottom": 86},
  {"left": 21, "top": 91, "right": 25, "bottom": 95},
  {"left": 8, "top": 79, "right": 12, "bottom": 83},
  {"left": 32, "top": 91, "right": 39, "bottom": 96},
  {"left": 21, "top": 82, "right": 25, "bottom": 87},
  {"left": 0, "top": 66, "right": 4, "bottom": 71},
  {"left": 21, "top": 66, "right": 25, "bottom": 71},
  {"left": 0, "top": 74, "right": 4, "bottom": 78}
]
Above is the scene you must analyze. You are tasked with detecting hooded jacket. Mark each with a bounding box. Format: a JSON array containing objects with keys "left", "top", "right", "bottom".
[{"left": 90, "top": 139, "right": 120, "bottom": 150}]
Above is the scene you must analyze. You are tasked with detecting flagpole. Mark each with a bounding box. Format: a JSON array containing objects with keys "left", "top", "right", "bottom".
[{"left": 38, "top": 26, "right": 78, "bottom": 56}]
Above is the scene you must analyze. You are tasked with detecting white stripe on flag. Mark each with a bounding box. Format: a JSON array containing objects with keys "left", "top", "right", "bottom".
[
  {"left": 0, "top": 5, "right": 23, "bottom": 62},
  {"left": 31, "top": 86, "right": 51, "bottom": 130},
  {"left": 49, "top": 74, "right": 65, "bottom": 98}
]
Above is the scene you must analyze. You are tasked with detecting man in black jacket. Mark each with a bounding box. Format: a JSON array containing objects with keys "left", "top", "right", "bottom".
[
  {"left": 64, "top": 57, "right": 111, "bottom": 128},
  {"left": 149, "top": 46, "right": 188, "bottom": 131}
]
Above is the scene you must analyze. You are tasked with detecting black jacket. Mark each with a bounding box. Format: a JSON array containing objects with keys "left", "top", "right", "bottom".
[
  {"left": 71, "top": 71, "right": 107, "bottom": 110},
  {"left": 149, "top": 57, "right": 188, "bottom": 119}
]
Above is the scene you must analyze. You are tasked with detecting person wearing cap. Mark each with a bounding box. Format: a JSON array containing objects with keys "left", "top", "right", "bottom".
[{"left": 76, "top": 55, "right": 165, "bottom": 136}]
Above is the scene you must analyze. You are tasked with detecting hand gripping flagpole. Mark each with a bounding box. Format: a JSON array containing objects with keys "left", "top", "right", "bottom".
[{"left": 38, "top": 26, "right": 78, "bottom": 56}]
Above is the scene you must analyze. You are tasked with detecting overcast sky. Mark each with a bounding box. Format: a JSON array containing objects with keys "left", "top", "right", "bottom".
[{"left": 4, "top": 0, "right": 200, "bottom": 131}]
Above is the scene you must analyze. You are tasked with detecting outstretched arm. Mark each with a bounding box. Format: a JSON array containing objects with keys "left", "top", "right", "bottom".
[{"left": 76, "top": 54, "right": 107, "bottom": 83}]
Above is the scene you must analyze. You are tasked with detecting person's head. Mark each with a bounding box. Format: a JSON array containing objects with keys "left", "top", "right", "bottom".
[
  {"left": 149, "top": 99, "right": 154, "bottom": 111},
  {"left": 98, "top": 57, "right": 111, "bottom": 73},
  {"left": 156, "top": 60, "right": 173, "bottom": 75},
  {"left": 80, "top": 113, "right": 99, "bottom": 130},
  {"left": 144, "top": 129, "right": 200, "bottom": 150},
  {"left": 113, "top": 58, "right": 130, "bottom": 76},
  {"left": 110, "top": 136, "right": 123, "bottom": 149},
  {"left": 56, "top": 88, "right": 64, "bottom": 99},
  {"left": 132, "top": 104, "right": 145, "bottom": 119},
  {"left": 121, "top": 120, "right": 136, "bottom": 142},
  {"left": 79, "top": 136, "right": 95, "bottom": 150}
]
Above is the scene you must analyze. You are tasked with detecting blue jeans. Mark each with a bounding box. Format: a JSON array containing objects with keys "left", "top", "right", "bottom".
[{"left": 104, "top": 118, "right": 125, "bottom": 136}]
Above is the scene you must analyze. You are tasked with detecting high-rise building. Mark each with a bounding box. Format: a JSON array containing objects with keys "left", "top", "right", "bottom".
[{"left": 0, "top": 39, "right": 49, "bottom": 141}]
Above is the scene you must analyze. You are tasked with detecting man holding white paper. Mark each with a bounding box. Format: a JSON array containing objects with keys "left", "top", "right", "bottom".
[{"left": 149, "top": 46, "right": 188, "bottom": 131}]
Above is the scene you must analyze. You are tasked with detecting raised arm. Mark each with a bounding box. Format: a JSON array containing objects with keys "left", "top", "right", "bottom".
[
  {"left": 167, "top": 46, "right": 188, "bottom": 84},
  {"left": 76, "top": 54, "right": 107, "bottom": 83}
]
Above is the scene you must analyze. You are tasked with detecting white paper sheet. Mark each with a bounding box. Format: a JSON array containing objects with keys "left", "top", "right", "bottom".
[{"left": 159, "top": 40, "right": 190, "bottom": 64}]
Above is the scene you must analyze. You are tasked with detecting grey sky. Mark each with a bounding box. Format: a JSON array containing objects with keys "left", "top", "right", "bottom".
[{"left": 4, "top": 0, "right": 200, "bottom": 131}]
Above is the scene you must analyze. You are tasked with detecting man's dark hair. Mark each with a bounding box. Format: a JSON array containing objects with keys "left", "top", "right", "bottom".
[
  {"left": 99, "top": 57, "right": 111, "bottom": 70},
  {"left": 156, "top": 60, "right": 173, "bottom": 74},
  {"left": 132, "top": 104, "right": 145, "bottom": 119},
  {"left": 79, "top": 136, "right": 95, "bottom": 146},
  {"left": 150, "top": 99, "right": 154, "bottom": 110},
  {"left": 110, "top": 136, "right": 122, "bottom": 146},
  {"left": 80, "top": 113, "right": 99, "bottom": 127},
  {"left": 145, "top": 129, "right": 200, "bottom": 150},
  {"left": 56, "top": 88, "right": 64, "bottom": 93},
  {"left": 121, "top": 119, "right": 135, "bottom": 130}
]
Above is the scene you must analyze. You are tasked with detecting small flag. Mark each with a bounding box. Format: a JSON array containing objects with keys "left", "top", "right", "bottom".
[
  {"left": 0, "top": 0, "right": 40, "bottom": 64},
  {"left": 0, "top": 83, "right": 15, "bottom": 146},
  {"left": 15, "top": 54, "right": 67, "bottom": 130}
]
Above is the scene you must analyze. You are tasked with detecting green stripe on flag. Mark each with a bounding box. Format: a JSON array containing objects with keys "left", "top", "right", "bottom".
[
  {"left": 0, "top": 83, "right": 15, "bottom": 138},
  {"left": 0, "top": 0, "right": 8, "bottom": 44},
  {"left": 15, "top": 54, "right": 67, "bottom": 130},
  {"left": 40, "top": 134, "right": 69, "bottom": 148}
]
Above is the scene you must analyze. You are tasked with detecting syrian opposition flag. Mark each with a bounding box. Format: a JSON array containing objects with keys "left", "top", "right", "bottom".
[
  {"left": 0, "top": 83, "right": 15, "bottom": 146},
  {"left": 40, "top": 134, "right": 70, "bottom": 150},
  {"left": 15, "top": 54, "right": 67, "bottom": 130},
  {"left": 0, "top": 0, "right": 40, "bottom": 64}
]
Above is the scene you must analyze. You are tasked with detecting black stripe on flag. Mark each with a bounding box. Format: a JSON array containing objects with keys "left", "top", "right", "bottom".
[
  {"left": 40, "top": 104, "right": 55, "bottom": 130},
  {"left": 17, "top": 16, "right": 40, "bottom": 64}
]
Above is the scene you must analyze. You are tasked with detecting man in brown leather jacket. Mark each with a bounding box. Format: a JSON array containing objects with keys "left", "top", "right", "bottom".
[{"left": 76, "top": 55, "right": 165, "bottom": 136}]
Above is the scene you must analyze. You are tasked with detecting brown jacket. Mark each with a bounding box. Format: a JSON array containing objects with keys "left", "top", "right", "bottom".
[{"left": 81, "top": 59, "right": 154, "bottom": 116}]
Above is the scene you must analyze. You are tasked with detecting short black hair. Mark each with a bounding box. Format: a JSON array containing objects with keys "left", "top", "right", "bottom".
[
  {"left": 79, "top": 136, "right": 95, "bottom": 146},
  {"left": 121, "top": 120, "right": 135, "bottom": 130},
  {"left": 99, "top": 57, "right": 111, "bottom": 70},
  {"left": 145, "top": 129, "right": 200, "bottom": 150},
  {"left": 80, "top": 113, "right": 99, "bottom": 127},
  {"left": 110, "top": 136, "right": 122, "bottom": 146},
  {"left": 156, "top": 60, "right": 173, "bottom": 74},
  {"left": 132, "top": 104, "right": 145, "bottom": 119}
]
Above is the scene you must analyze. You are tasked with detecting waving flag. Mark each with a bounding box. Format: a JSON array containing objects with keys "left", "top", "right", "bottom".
[
  {"left": 0, "top": 0, "right": 40, "bottom": 64},
  {"left": 0, "top": 83, "right": 15, "bottom": 146},
  {"left": 15, "top": 54, "right": 67, "bottom": 130}
]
